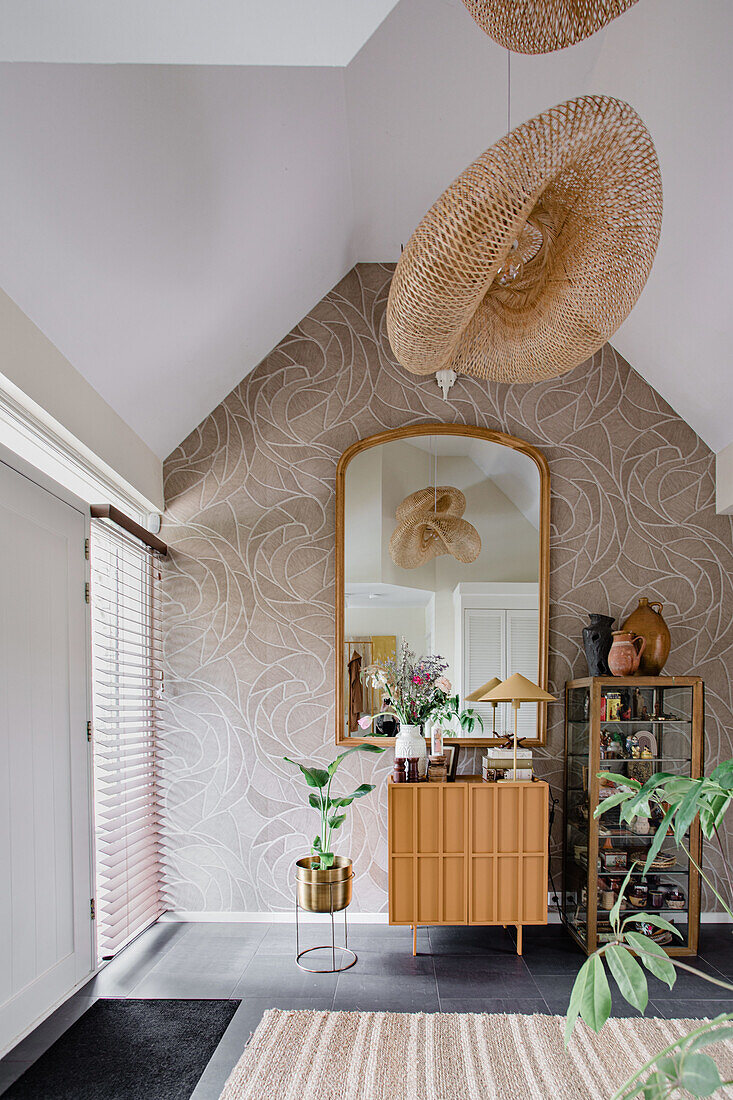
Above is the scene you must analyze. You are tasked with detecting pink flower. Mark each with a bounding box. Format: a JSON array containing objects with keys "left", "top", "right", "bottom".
[
  {"left": 358, "top": 715, "right": 373, "bottom": 729},
  {"left": 412, "top": 674, "right": 423, "bottom": 685},
  {"left": 435, "top": 677, "right": 452, "bottom": 694}
]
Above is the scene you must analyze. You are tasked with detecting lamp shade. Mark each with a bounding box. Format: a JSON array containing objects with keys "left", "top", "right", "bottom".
[
  {"left": 467, "top": 677, "right": 502, "bottom": 703},
  {"left": 480, "top": 673, "right": 555, "bottom": 704}
]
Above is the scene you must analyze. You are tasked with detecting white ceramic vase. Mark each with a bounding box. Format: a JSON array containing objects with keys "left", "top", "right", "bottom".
[{"left": 394, "top": 723, "right": 428, "bottom": 778}]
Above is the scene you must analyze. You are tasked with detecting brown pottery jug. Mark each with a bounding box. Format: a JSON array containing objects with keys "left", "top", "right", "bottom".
[
  {"left": 621, "top": 597, "right": 671, "bottom": 675},
  {"left": 608, "top": 631, "right": 646, "bottom": 677}
]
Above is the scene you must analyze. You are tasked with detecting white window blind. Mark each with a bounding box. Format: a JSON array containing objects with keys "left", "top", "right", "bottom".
[{"left": 90, "top": 516, "right": 164, "bottom": 958}]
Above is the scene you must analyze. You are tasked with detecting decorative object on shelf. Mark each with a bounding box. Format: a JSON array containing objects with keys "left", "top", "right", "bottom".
[
  {"left": 608, "top": 630, "right": 646, "bottom": 676},
  {"left": 444, "top": 744, "right": 460, "bottom": 782},
  {"left": 406, "top": 757, "right": 420, "bottom": 783},
  {"left": 628, "top": 884, "right": 649, "bottom": 909},
  {"left": 601, "top": 838, "right": 628, "bottom": 871},
  {"left": 481, "top": 673, "right": 555, "bottom": 780},
  {"left": 428, "top": 754, "right": 448, "bottom": 782},
  {"left": 605, "top": 690, "right": 623, "bottom": 721},
  {"left": 621, "top": 597, "right": 671, "bottom": 676},
  {"left": 460, "top": 0, "right": 639, "bottom": 54},
  {"left": 636, "top": 731, "right": 658, "bottom": 756},
  {"left": 395, "top": 724, "right": 428, "bottom": 779},
  {"left": 389, "top": 486, "right": 481, "bottom": 568},
  {"left": 630, "top": 847, "right": 676, "bottom": 871},
  {"left": 582, "top": 613, "right": 615, "bottom": 676},
  {"left": 430, "top": 725, "right": 444, "bottom": 756},
  {"left": 386, "top": 96, "right": 662, "bottom": 385},
  {"left": 467, "top": 676, "right": 502, "bottom": 737},
  {"left": 630, "top": 815, "right": 651, "bottom": 836},
  {"left": 633, "top": 687, "right": 651, "bottom": 720},
  {"left": 391, "top": 758, "right": 406, "bottom": 784},
  {"left": 666, "top": 889, "right": 686, "bottom": 911},
  {"left": 360, "top": 640, "right": 483, "bottom": 768}
]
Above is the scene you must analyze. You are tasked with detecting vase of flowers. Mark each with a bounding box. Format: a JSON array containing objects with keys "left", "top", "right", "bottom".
[{"left": 359, "top": 639, "right": 483, "bottom": 778}]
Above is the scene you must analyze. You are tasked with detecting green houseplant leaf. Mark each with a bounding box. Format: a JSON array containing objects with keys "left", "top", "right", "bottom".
[
  {"left": 284, "top": 757, "right": 330, "bottom": 789},
  {"left": 605, "top": 945, "right": 648, "bottom": 1013},
  {"left": 678, "top": 1052, "right": 723, "bottom": 1097},
  {"left": 565, "top": 954, "right": 612, "bottom": 1044},
  {"left": 624, "top": 932, "right": 676, "bottom": 988}
]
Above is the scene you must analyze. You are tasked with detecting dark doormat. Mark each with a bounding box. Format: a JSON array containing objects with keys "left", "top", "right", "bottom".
[{"left": 3, "top": 998, "right": 240, "bottom": 1099}]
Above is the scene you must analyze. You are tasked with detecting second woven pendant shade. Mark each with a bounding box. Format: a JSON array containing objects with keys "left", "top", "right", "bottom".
[
  {"left": 389, "top": 486, "right": 481, "bottom": 569},
  {"left": 462, "top": 0, "right": 639, "bottom": 54},
  {"left": 387, "top": 95, "right": 662, "bottom": 385}
]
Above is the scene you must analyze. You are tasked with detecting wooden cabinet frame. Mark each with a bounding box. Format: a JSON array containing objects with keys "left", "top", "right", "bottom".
[{"left": 388, "top": 778, "right": 549, "bottom": 955}]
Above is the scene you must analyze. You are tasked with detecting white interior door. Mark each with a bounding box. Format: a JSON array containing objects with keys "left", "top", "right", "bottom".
[
  {"left": 0, "top": 458, "right": 93, "bottom": 1055},
  {"left": 464, "top": 608, "right": 506, "bottom": 735},
  {"left": 507, "top": 608, "right": 541, "bottom": 741}
]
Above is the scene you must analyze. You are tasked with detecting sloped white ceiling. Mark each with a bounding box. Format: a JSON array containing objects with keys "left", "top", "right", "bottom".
[
  {"left": 0, "top": 0, "right": 731, "bottom": 458},
  {"left": 0, "top": 0, "right": 401, "bottom": 67}
]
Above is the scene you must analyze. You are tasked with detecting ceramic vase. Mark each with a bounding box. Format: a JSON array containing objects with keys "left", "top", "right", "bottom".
[
  {"left": 394, "top": 723, "right": 427, "bottom": 778},
  {"left": 621, "top": 597, "right": 671, "bottom": 675},
  {"left": 582, "top": 613, "right": 615, "bottom": 675},
  {"left": 608, "top": 631, "right": 646, "bottom": 676}
]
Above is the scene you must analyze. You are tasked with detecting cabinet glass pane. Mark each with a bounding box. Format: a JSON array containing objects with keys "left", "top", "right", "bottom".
[{"left": 564, "top": 679, "right": 700, "bottom": 957}]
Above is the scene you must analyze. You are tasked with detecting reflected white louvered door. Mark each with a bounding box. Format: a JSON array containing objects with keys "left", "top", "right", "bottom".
[
  {"left": 0, "top": 460, "right": 93, "bottom": 1055},
  {"left": 507, "top": 609, "right": 540, "bottom": 740},
  {"left": 464, "top": 609, "right": 507, "bottom": 734}
]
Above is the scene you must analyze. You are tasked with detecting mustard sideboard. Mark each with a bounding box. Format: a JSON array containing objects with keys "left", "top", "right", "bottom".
[{"left": 388, "top": 778, "right": 548, "bottom": 955}]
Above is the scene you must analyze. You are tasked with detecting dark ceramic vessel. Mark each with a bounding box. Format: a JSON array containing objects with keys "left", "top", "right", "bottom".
[{"left": 582, "top": 613, "right": 615, "bottom": 676}]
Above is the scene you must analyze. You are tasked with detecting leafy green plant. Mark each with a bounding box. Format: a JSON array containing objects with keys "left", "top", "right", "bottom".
[
  {"left": 284, "top": 744, "right": 385, "bottom": 869},
  {"left": 565, "top": 760, "right": 733, "bottom": 1098}
]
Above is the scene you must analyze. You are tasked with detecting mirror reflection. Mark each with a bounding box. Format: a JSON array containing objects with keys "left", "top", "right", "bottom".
[{"left": 343, "top": 432, "right": 543, "bottom": 741}]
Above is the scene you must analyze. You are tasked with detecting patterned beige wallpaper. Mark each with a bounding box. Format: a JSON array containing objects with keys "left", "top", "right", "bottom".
[{"left": 161, "top": 263, "right": 733, "bottom": 913}]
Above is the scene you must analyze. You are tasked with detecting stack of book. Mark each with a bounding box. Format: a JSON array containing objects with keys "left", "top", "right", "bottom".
[
  {"left": 482, "top": 746, "right": 533, "bottom": 782},
  {"left": 428, "top": 754, "right": 447, "bottom": 782}
]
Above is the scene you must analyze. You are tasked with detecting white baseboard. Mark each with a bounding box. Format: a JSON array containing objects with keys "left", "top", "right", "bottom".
[
  {"left": 159, "top": 910, "right": 390, "bottom": 924},
  {"left": 160, "top": 909, "right": 731, "bottom": 925}
]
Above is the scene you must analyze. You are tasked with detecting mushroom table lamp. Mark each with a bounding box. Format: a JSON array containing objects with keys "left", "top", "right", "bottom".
[
  {"left": 480, "top": 673, "right": 556, "bottom": 780},
  {"left": 465, "top": 677, "right": 502, "bottom": 737}
]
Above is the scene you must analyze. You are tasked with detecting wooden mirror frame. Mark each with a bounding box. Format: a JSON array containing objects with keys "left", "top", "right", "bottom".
[{"left": 335, "top": 423, "right": 550, "bottom": 747}]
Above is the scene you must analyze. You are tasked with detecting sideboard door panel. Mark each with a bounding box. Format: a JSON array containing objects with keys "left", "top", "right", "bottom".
[{"left": 389, "top": 780, "right": 547, "bottom": 936}]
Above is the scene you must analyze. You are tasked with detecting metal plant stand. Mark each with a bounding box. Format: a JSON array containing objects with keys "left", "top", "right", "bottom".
[{"left": 295, "top": 872, "right": 357, "bottom": 973}]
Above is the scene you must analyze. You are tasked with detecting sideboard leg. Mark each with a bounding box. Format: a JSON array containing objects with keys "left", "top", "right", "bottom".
[
  {"left": 516, "top": 924, "right": 523, "bottom": 956},
  {"left": 412, "top": 923, "right": 417, "bottom": 957}
]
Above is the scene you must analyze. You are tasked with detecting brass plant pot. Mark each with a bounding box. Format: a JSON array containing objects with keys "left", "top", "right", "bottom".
[{"left": 295, "top": 856, "right": 353, "bottom": 913}]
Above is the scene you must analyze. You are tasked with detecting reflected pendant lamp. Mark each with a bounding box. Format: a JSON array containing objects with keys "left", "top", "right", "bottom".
[
  {"left": 386, "top": 95, "right": 662, "bottom": 385},
  {"left": 461, "top": 0, "right": 640, "bottom": 54},
  {"left": 389, "top": 486, "right": 481, "bottom": 569}
]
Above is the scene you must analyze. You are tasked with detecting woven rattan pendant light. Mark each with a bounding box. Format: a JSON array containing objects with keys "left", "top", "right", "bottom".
[
  {"left": 462, "top": 0, "right": 639, "bottom": 54},
  {"left": 389, "top": 486, "right": 481, "bottom": 569},
  {"left": 387, "top": 95, "right": 662, "bottom": 384}
]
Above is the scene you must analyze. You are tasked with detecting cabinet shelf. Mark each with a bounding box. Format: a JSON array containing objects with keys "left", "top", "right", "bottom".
[{"left": 563, "top": 676, "right": 703, "bottom": 957}]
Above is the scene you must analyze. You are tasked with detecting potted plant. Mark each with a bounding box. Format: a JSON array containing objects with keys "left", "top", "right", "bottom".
[
  {"left": 285, "top": 743, "right": 385, "bottom": 913},
  {"left": 359, "top": 638, "right": 483, "bottom": 776}
]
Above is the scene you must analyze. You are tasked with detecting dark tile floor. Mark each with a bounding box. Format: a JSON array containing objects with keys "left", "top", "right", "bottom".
[{"left": 1, "top": 921, "right": 731, "bottom": 1099}]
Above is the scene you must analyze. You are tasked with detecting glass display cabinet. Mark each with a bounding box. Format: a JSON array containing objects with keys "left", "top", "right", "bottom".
[{"left": 563, "top": 676, "right": 703, "bottom": 957}]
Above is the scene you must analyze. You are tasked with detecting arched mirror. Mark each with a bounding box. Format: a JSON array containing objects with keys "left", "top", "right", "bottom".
[{"left": 335, "top": 424, "right": 550, "bottom": 746}]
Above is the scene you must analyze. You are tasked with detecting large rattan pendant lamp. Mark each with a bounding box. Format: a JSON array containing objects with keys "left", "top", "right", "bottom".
[
  {"left": 462, "top": 0, "right": 639, "bottom": 54},
  {"left": 387, "top": 95, "right": 662, "bottom": 384}
]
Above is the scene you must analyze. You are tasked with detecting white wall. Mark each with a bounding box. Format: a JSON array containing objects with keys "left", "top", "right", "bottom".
[{"left": 0, "top": 290, "right": 163, "bottom": 510}]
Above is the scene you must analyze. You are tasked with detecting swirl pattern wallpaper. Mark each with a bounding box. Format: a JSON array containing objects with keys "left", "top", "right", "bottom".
[{"left": 161, "top": 263, "right": 733, "bottom": 914}]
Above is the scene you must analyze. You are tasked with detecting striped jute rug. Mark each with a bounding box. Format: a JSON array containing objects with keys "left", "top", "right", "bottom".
[{"left": 219, "top": 1009, "right": 733, "bottom": 1100}]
